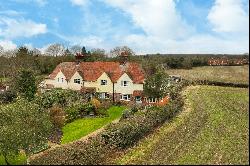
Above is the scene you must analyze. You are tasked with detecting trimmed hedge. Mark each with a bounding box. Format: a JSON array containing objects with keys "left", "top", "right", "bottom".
[
  {"left": 190, "top": 79, "right": 249, "bottom": 88},
  {"left": 29, "top": 84, "right": 186, "bottom": 165}
]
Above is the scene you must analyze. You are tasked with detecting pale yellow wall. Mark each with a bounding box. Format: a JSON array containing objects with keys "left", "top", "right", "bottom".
[
  {"left": 84, "top": 81, "right": 97, "bottom": 88},
  {"left": 44, "top": 71, "right": 144, "bottom": 94},
  {"left": 53, "top": 71, "right": 68, "bottom": 89},
  {"left": 114, "top": 73, "right": 134, "bottom": 94},
  {"left": 68, "top": 71, "right": 83, "bottom": 90},
  {"left": 43, "top": 78, "right": 54, "bottom": 85},
  {"left": 96, "top": 72, "right": 113, "bottom": 93}
]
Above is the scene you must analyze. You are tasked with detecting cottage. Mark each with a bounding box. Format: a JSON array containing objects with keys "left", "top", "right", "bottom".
[{"left": 41, "top": 61, "right": 159, "bottom": 104}]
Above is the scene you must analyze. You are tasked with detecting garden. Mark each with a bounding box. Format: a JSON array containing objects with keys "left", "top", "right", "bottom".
[{"left": 0, "top": 88, "right": 126, "bottom": 165}]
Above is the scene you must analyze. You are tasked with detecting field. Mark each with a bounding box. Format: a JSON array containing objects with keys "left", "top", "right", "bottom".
[
  {"left": 115, "top": 86, "right": 249, "bottom": 165},
  {"left": 61, "top": 106, "right": 126, "bottom": 144},
  {"left": 167, "top": 65, "right": 249, "bottom": 84}
]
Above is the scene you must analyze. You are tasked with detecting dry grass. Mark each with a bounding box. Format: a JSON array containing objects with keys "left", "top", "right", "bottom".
[{"left": 167, "top": 65, "right": 249, "bottom": 84}]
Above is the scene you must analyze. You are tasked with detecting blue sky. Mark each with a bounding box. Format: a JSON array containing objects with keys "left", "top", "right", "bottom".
[{"left": 0, "top": 0, "right": 249, "bottom": 54}]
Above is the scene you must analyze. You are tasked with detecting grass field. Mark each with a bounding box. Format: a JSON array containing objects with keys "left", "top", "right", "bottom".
[
  {"left": 115, "top": 86, "right": 249, "bottom": 165},
  {"left": 167, "top": 65, "right": 249, "bottom": 84},
  {"left": 61, "top": 106, "right": 126, "bottom": 144}
]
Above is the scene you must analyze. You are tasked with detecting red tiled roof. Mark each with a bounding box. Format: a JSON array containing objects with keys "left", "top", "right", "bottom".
[
  {"left": 133, "top": 90, "right": 143, "bottom": 96},
  {"left": 49, "top": 62, "right": 77, "bottom": 80},
  {"left": 49, "top": 61, "right": 145, "bottom": 83}
]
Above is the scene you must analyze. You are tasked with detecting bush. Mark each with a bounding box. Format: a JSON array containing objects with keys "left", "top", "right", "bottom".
[
  {"left": 64, "top": 102, "right": 94, "bottom": 123},
  {"left": 48, "top": 105, "right": 65, "bottom": 129},
  {"left": 90, "top": 98, "right": 101, "bottom": 114},
  {"left": 101, "top": 106, "right": 173, "bottom": 149},
  {"left": 0, "top": 90, "right": 17, "bottom": 104},
  {"left": 34, "top": 89, "right": 83, "bottom": 109}
]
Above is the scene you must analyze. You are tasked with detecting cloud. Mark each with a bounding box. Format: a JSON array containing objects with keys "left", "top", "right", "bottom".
[
  {"left": 0, "top": 40, "right": 17, "bottom": 50},
  {"left": 0, "top": 17, "right": 47, "bottom": 39},
  {"left": 103, "top": 0, "right": 194, "bottom": 39},
  {"left": 207, "top": 0, "right": 249, "bottom": 33},
  {"left": 70, "top": 0, "right": 89, "bottom": 6},
  {"left": 102, "top": 0, "right": 249, "bottom": 54}
]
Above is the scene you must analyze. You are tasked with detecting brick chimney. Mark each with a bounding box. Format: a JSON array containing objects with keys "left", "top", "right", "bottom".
[{"left": 119, "top": 51, "right": 129, "bottom": 65}]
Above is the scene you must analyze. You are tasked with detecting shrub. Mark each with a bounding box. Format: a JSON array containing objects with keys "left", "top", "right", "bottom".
[
  {"left": 90, "top": 98, "right": 101, "bottom": 114},
  {"left": 0, "top": 90, "right": 17, "bottom": 104},
  {"left": 64, "top": 102, "right": 94, "bottom": 123},
  {"left": 48, "top": 105, "right": 65, "bottom": 129},
  {"left": 101, "top": 106, "right": 172, "bottom": 149},
  {"left": 34, "top": 89, "right": 83, "bottom": 109}
]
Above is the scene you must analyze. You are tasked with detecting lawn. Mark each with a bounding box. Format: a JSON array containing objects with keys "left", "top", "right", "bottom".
[
  {"left": 115, "top": 86, "right": 249, "bottom": 165},
  {"left": 61, "top": 106, "right": 126, "bottom": 144},
  {"left": 167, "top": 65, "right": 249, "bottom": 84},
  {"left": 0, "top": 153, "right": 26, "bottom": 165}
]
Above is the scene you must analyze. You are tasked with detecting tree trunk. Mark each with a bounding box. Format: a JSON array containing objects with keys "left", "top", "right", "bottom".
[{"left": 3, "top": 154, "right": 10, "bottom": 165}]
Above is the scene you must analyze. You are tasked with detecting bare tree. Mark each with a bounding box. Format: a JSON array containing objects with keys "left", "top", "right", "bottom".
[
  {"left": 69, "top": 45, "right": 82, "bottom": 55},
  {"left": 31, "top": 48, "right": 41, "bottom": 56},
  {"left": 0, "top": 45, "right": 3, "bottom": 56},
  {"left": 110, "top": 46, "right": 135, "bottom": 57},
  {"left": 91, "top": 48, "right": 106, "bottom": 56},
  {"left": 45, "top": 43, "right": 65, "bottom": 56}
]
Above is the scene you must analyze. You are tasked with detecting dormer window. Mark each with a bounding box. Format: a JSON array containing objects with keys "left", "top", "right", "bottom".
[{"left": 101, "top": 80, "right": 107, "bottom": 85}]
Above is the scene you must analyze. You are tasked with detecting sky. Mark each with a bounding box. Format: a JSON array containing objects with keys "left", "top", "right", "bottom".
[{"left": 0, "top": 0, "right": 249, "bottom": 54}]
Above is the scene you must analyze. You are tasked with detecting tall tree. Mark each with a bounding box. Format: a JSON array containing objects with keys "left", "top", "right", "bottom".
[
  {"left": 13, "top": 70, "right": 37, "bottom": 101},
  {"left": 144, "top": 66, "right": 171, "bottom": 99},
  {"left": 16, "top": 46, "right": 30, "bottom": 58},
  {"left": 110, "top": 46, "right": 135, "bottom": 57},
  {"left": 69, "top": 45, "right": 82, "bottom": 55},
  {"left": 31, "top": 48, "right": 41, "bottom": 56},
  {"left": 81, "top": 46, "right": 87, "bottom": 55},
  {"left": 0, "top": 99, "right": 52, "bottom": 165},
  {"left": 45, "top": 44, "right": 65, "bottom": 56}
]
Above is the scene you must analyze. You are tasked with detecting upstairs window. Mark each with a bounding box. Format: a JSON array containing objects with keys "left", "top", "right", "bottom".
[
  {"left": 121, "top": 81, "right": 129, "bottom": 87},
  {"left": 74, "top": 79, "right": 81, "bottom": 84},
  {"left": 58, "top": 78, "right": 64, "bottom": 83},
  {"left": 101, "top": 80, "right": 107, "bottom": 85}
]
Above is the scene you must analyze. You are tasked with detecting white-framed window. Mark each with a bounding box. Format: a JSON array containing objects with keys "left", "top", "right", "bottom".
[
  {"left": 101, "top": 80, "right": 107, "bottom": 85},
  {"left": 121, "top": 94, "right": 131, "bottom": 101},
  {"left": 121, "top": 81, "right": 129, "bottom": 87},
  {"left": 74, "top": 79, "right": 81, "bottom": 84},
  {"left": 58, "top": 77, "right": 64, "bottom": 83},
  {"left": 99, "top": 92, "right": 109, "bottom": 99},
  {"left": 148, "top": 97, "right": 157, "bottom": 103},
  {"left": 135, "top": 96, "right": 142, "bottom": 102}
]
